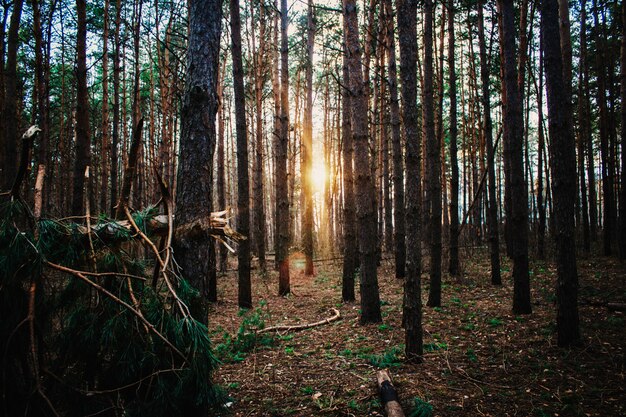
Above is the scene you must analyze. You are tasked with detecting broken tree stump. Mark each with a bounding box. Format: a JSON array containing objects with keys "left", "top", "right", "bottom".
[{"left": 376, "top": 369, "right": 405, "bottom": 417}]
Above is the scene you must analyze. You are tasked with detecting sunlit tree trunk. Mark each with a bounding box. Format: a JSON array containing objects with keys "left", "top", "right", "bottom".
[
  {"left": 277, "top": 0, "right": 291, "bottom": 295},
  {"left": 302, "top": 0, "right": 315, "bottom": 275},
  {"left": 343, "top": 0, "right": 381, "bottom": 324},
  {"left": 541, "top": 0, "right": 580, "bottom": 347}
]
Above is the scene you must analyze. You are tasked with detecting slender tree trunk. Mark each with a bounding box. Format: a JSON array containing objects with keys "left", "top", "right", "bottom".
[
  {"left": 497, "top": 0, "right": 531, "bottom": 314},
  {"left": 277, "top": 0, "right": 291, "bottom": 295},
  {"left": 619, "top": 0, "right": 626, "bottom": 260},
  {"left": 341, "top": 27, "right": 357, "bottom": 302},
  {"left": 541, "top": 0, "right": 580, "bottom": 347},
  {"left": 230, "top": 0, "right": 251, "bottom": 308},
  {"left": 343, "top": 0, "right": 382, "bottom": 324},
  {"left": 398, "top": 0, "right": 423, "bottom": 362},
  {"left": 110, "top": 0, "right": 122, "bottom": 215},
  {"left": 448, "top": 0, "right": 459, "bottom": 276},
  {"left": 1, "top": 0, "right": 24, "bottom": 190},
  {"left": 424, "top": 0, "right": 441, "bottom": 308},
  {"left": 578, "top": 3, "right": 591, "bottom": 253},
  {"left": 302, "top": 0, "right": 315, "bottom": 275},
  {"left": 100, "top": 0, "right": 110, "bottom": 213},
  {"left": 217, "top": 60, "right": 228, "bottom": 272},
  {"left": 383, "top": 0, "right": 405, "bottom": 280},
  {"left": 174, "top": 0, "right": 222, "bottom": 320},
  {"left": 537, "top": 48, "right": 547, "bottom": 259},
  {"left": 72, "top": 0, "right": 91, "bottom": 216}
]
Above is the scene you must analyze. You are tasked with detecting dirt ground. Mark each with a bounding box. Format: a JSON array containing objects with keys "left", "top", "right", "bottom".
[{"left": 208, "top": 250, "right": 625, "bottom": 416}]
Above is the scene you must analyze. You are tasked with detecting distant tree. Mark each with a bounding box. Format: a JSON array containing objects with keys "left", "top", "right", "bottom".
[
  {"left": 343, "top": 0, "right": 381, "bottom": 324},
  {"left": 230, "top": 0, "right": 251, "bottom": 308},
  {"left": 619, "top": 0, "right": 626, "bottom": 260},
  {"left": 302, "top": 0, "right": 315, "bottom": 276},
  {"left": 477, "top": 0, "right": 501, "bottom": 285},
  {"left": 447, "top": 0, "right": 459, "bottom": 277}
]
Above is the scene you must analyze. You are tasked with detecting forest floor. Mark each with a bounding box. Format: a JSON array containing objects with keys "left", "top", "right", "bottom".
[{"left": 208, "top": 249, "right": 625, "bottom": 417}]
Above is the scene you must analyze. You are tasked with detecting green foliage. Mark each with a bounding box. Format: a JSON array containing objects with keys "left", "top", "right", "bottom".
[
  {"left": 488, "top": 317, "right": 504, "bottom": 327},
  {"left": 213, "top": 305, "right": 276, "bottom": 363},
  {"left": 408, "top": 397, "right": 434, "bottom": 417},
  {"left": 0, "top": 201, "right": 226, "bottom": 416},
  {"left": 360, "top": 345, "right": 404, "bottom": 368}
]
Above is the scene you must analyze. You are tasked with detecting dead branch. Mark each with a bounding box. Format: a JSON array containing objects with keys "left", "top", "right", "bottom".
[{"left": 257, "top": 308, "right": 341, "bottom": 334}]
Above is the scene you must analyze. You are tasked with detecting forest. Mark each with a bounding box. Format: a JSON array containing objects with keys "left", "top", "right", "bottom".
[{"left": 0, "top": 0, "right": 624, "bottom": 415}]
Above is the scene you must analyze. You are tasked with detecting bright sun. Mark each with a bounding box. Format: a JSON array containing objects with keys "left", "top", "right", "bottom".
[{"left": 310, "top": 162, "right": 326, "bottom": 194}]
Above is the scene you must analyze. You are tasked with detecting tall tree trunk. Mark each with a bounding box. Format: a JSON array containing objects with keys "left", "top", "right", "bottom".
[
  {"left": 398, "top": 0, "right": 423, "bottom": 362},
  {"left": 424, "top": 0, "right": 441, "bottom": 308},
  {"left": 174, "top": 0, "right": 222, "bottom": 320},
  {"left": 619, "top": 2, "right": 626, "bottom": 260},
  {"left": 497, "top": 0, "right": 531, "bottom": 314},
  {"left": 217, "top": 60, "right": 228, "bottom": 272},
  {"left": 341, "top": 25, "right": 357, "bottom": 302},
  {"left": 1, "top": 0, "right": 24, "bottom": 190},
  {"left": 253, "top": 1, "right": 267, "bottom": 271},
  {"left": 592, "top": 0, "right": 613, "bottom": 255},
  {"left": 478, "top": 0, "right": 501, "bottom": 285},
  {"left": 111, "top": 0, "right": 122, "bottom": 215},
  {"left": 578, "top": 2, "right": 591, "bottom": 253},
  {"left": 541, "top": 0, "right": 580, "bottom": 347},
  {"left": 448, "top": 0, "right": 460, "bottom": 276},
  {"left": 100, "top": 0, "right": 110, "bottom": 213},
  {"left": 302, "top": 0, "right": 315, "bottom": 275},
  {"left": 277, "top": 0, "right": 291, "bottom": 295},
  {"left": 230, "top": 0, "right": 251, "bottom": 308},
  {"left": 537, "top": 47, "right": 547, "bottom": 259},
  {"left": 343, "top": 0, "right": 382, "bottom": 324},
  {"left": 383, "top": 0, "right": 405, "bottom": 280},
  {"left": 72, "top": 0, "right": 91, "bottom": 216}
]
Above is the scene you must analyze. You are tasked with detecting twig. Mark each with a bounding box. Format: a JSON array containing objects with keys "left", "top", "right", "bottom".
[{"left": 257, "top": 308, "right": 341, "bottom": 334}]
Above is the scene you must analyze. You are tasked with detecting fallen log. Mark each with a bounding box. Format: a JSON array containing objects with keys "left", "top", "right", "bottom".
[
  {"left": 607, "top": 302, "right": 626, "bottom": 312},
  {"left": 257, "top": 308, "right": 341, "bottom": 334},
  {"left": 376, "top": 369, "right": 405, "bottom": 417}
]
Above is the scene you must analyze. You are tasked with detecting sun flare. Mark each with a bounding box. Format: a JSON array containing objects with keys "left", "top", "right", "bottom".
[{"left": 310, "top": 162, "right": 327, "bottom": 194}]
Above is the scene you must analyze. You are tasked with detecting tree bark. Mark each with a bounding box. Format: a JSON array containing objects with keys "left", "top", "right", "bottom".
[
  {"left": 425, "top": 0, "right": 442, "bottom": 308},
  {"left": 497, "top": 0, "right": 531, "bottom": 314},
  {"left": 341, "top": 23, "right": 357, "bottom": 302},
  {"left": 448, "top": 0, "right": 459, "bottom": 277},
  {"left": 302, "top": 0, "right": 315, "bottom": 276},
  {"left": 343, "top": 0, "right": 382, "bottom": 324},
  {"left": 619, "top": 0, "right": 626, "bottom": 260},
  {"left": 100, "top": 0, "right": 111, "bottom": 213},
  {"left": 541, "top": 0, "right": 580, "bottom": 347},
  {"left": 478, "top": 0, "right": 501, "bottom": 285},
  {"left": 110, "top": 0, "right": 122, "bottom": 216},
  {"left": 277, "top": 0, "right": 291, "bottom": 295},
  {"left": 230, "top": 0, "right": 251, "bottom": 308},
  {"left": 174, "top": 0, "right": 222, "bottom": 319},
  {"left": 398, "top": 0, "right": 423, "bottom": 362},
  {"left": 383, "top": 0, "right": 405, "bottom": 280},
  {"left": 72, "top": 0, "right": 91, "bottom": 216},
  {"left": 577, "top": 2, "right": 591, "bottom": 253}
]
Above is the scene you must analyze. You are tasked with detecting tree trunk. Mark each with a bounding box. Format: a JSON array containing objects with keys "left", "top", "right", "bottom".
[
  {"left": 72, "top": 0, "right": 91, "bottom": 216},
  {"left": 343, "top": 0, "right": 382, "bottom": 324},
  {"left": 230, "top": 0, "right": 251, "bottom": 308},
  {"left": 497, "top": 0, "right": 531, "bottom": 314},
  {"left": 398, "top": 0, "right": 423, "bottom": 362},
  {"left": 174, "top": 0, "right": 222, "bottom": 320},
  {"left": 478, "top": 0, "right": 501, "bottom": 285},
  {"left": 217, "top": 60, "right": 228, "bottom": 272},
  {"left": 448, "top": 0, "right": 459, "bottom": 277},
  {"left": 383, "top": 0, "right": 405, "bottom": 280},
  {"left": 619, "top": 2, "right": 626, "bottom": 260},
  {"left": 541, "top": 0, "right": 580, "bottom": 347},
  {"left": 111, "top": 0, "right": 122, "bottom": 216},
  {"left": 424, "top": 0, "right": 441, "bottom": 308},
  {"left": 99, "top": 0, "right": 110, "bottom": 213},
  {"left": 302, "top": 0, "right": 315, "bottom": 276},
  {"left": 277, "top": 0, "right": 291, "bottom": 295},
  {"left": 577, "top": 2, "right": 591, "bottom": 253}
]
